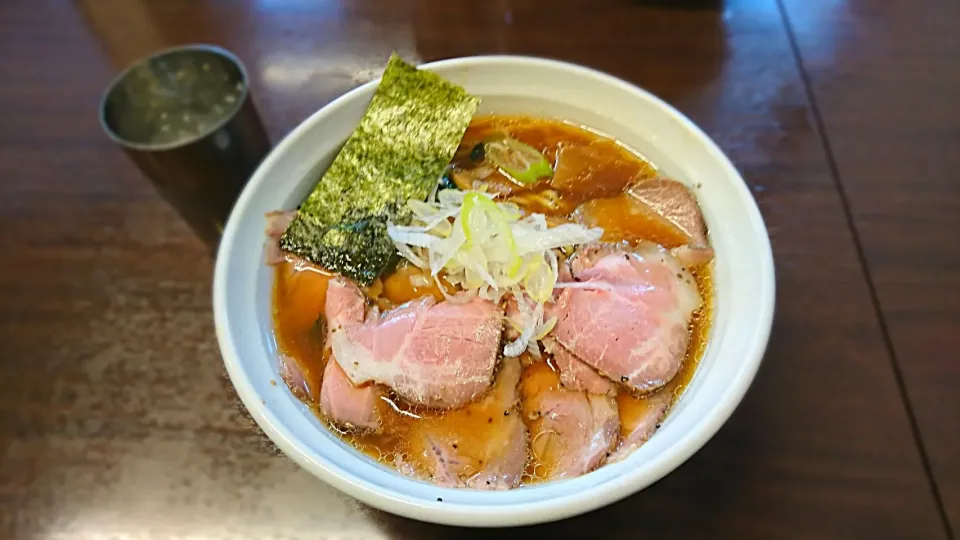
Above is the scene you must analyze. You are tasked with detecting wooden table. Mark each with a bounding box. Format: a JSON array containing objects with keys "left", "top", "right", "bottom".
[{"left": 1, "top": 0, "right": 956, "bottom": 538}]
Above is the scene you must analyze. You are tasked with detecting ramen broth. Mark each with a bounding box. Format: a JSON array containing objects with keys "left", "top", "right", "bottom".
[{"left": 272, "top": 116, "right": 713, "bottom": 484}]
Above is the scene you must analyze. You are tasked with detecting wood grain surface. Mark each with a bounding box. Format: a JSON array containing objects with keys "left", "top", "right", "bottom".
[
  {"left": 780, "top": 0, "right": 960, "bottom": 533},
  {"left": 0, "top": 0, "right": 954, "bottom": 538}
]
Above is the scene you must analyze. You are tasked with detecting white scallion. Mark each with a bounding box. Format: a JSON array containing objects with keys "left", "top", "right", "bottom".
[{"left": 387, "top": 189, "right": 604, "bottom": 347}]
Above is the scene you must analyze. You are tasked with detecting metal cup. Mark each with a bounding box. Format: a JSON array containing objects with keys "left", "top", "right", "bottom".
[{"left": 100, "top": 44, "right": 270, "bottom": 248}]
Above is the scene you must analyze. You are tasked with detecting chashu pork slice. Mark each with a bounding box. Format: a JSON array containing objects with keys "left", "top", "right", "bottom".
[{"left": 330, "top": 293, "right": 503, "bottom": 409}]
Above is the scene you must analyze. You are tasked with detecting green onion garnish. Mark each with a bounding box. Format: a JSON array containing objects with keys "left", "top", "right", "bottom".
[{"left": 484, "top": 138, "right": 553, "bottom": 185}]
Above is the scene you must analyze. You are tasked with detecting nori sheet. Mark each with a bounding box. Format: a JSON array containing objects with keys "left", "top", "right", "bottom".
[{"left": 279, "top": 54, "right": 480, "bottom": 284}]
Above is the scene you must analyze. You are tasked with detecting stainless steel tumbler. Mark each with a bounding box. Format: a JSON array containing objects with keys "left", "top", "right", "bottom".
[{"left": 100, "top": 44, "right": 271, "bottom": 248}]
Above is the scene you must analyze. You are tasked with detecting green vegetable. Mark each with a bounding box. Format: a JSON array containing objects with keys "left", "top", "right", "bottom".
[
  {"left": 460, "top": 192, "right": 523, "bottom": 276},
  {"left": 484, "top": 138, "right": 553, "bottom": 185},
  {"left": 279, "top": 53, "right": 480, "bottom": 284}
]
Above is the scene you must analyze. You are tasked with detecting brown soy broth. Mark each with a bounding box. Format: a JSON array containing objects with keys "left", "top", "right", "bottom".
[
  {"left": 518, "top": 358, "right": 562, "bottom": 481},
  {"left": 272, "top": 260, "right": 332, "bottom": 399},
  {"left": 454, "top": 116, "right": 658, "bottom": 210},
  {"left": 459, "top": 116, "right": 597, "bottom": 165},
  {"left": 577, "top": 193, "right": 693, "bottom": 247},
  {"left": 271, "top": 115, "right": 714, "bottom": 486}
]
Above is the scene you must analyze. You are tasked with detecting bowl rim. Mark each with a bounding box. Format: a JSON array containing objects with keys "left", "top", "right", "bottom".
[{"left": 214, "top": 54, "right": 775, "bottom": 527}]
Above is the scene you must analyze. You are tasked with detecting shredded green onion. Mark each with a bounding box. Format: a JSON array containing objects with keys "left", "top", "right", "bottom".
[
  {"left": 387, "top": 188, "right": 602, "bottom": 356},
  {"left": 484, "top": 138, "right": 553, "bottom": 185}
]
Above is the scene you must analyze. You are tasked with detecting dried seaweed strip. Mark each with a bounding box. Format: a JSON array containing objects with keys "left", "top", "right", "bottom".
[{"left": 280, "top": 54, "right": 480, "bottom": 284}]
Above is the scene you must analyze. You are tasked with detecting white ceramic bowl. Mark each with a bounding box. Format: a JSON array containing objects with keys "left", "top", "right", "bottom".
[{"left": 214, "top": 56, "right": 775, "bottom": 527}]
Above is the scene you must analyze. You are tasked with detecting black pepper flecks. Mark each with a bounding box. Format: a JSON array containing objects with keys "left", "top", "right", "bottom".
[{"left": 279, "top": 53, "right": 480, "bottom": 284}]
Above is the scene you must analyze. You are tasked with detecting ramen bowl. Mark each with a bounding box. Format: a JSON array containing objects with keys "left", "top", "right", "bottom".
[{"left": 213, "top": 56, "right": 775, "bottom": 527}]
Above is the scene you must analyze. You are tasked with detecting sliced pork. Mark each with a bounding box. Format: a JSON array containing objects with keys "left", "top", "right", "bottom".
[
  {"left": 671, "top": 244, "right": 715, "bottom": 268},
  {"left": 279, "top": 353, "right": 315, "bottom": 402},
  {"left": 325, "top": 277, "right": 366, "bottom": 326},
  {"left": 407, "top": 357, "right": 527, "bottom": 489},
  {"left": 609, "top": 390, "right": 672, "bottom": 463},
  {"left": 551, "top": 142, "right": 648, "bottom": 201},
  {"left": 330, "top": 293, "right": 503, "bottom": 409},
  {"left": 552, "top": 243, "right": 702, "bottom": 394},
  {"left": 264, "top": 210, "right": 297, "bottom": 265},
  {"left": 542, "top": 338, "right": 614, "bottom": 396},
  {"left": 319, "top": 278, "right": 382, "bottom": 431},
  {"left": 627, "top": 178, "right": 714, "bottom": 266},
  {"left": 627, "top": 179, "right": 707, "bottom": 245},
  {"left": 521, "top": 363, "right": 619, "bottom": 480},
  {"left": 319, "top": 360, "right": 381, "bottom": 431}
]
